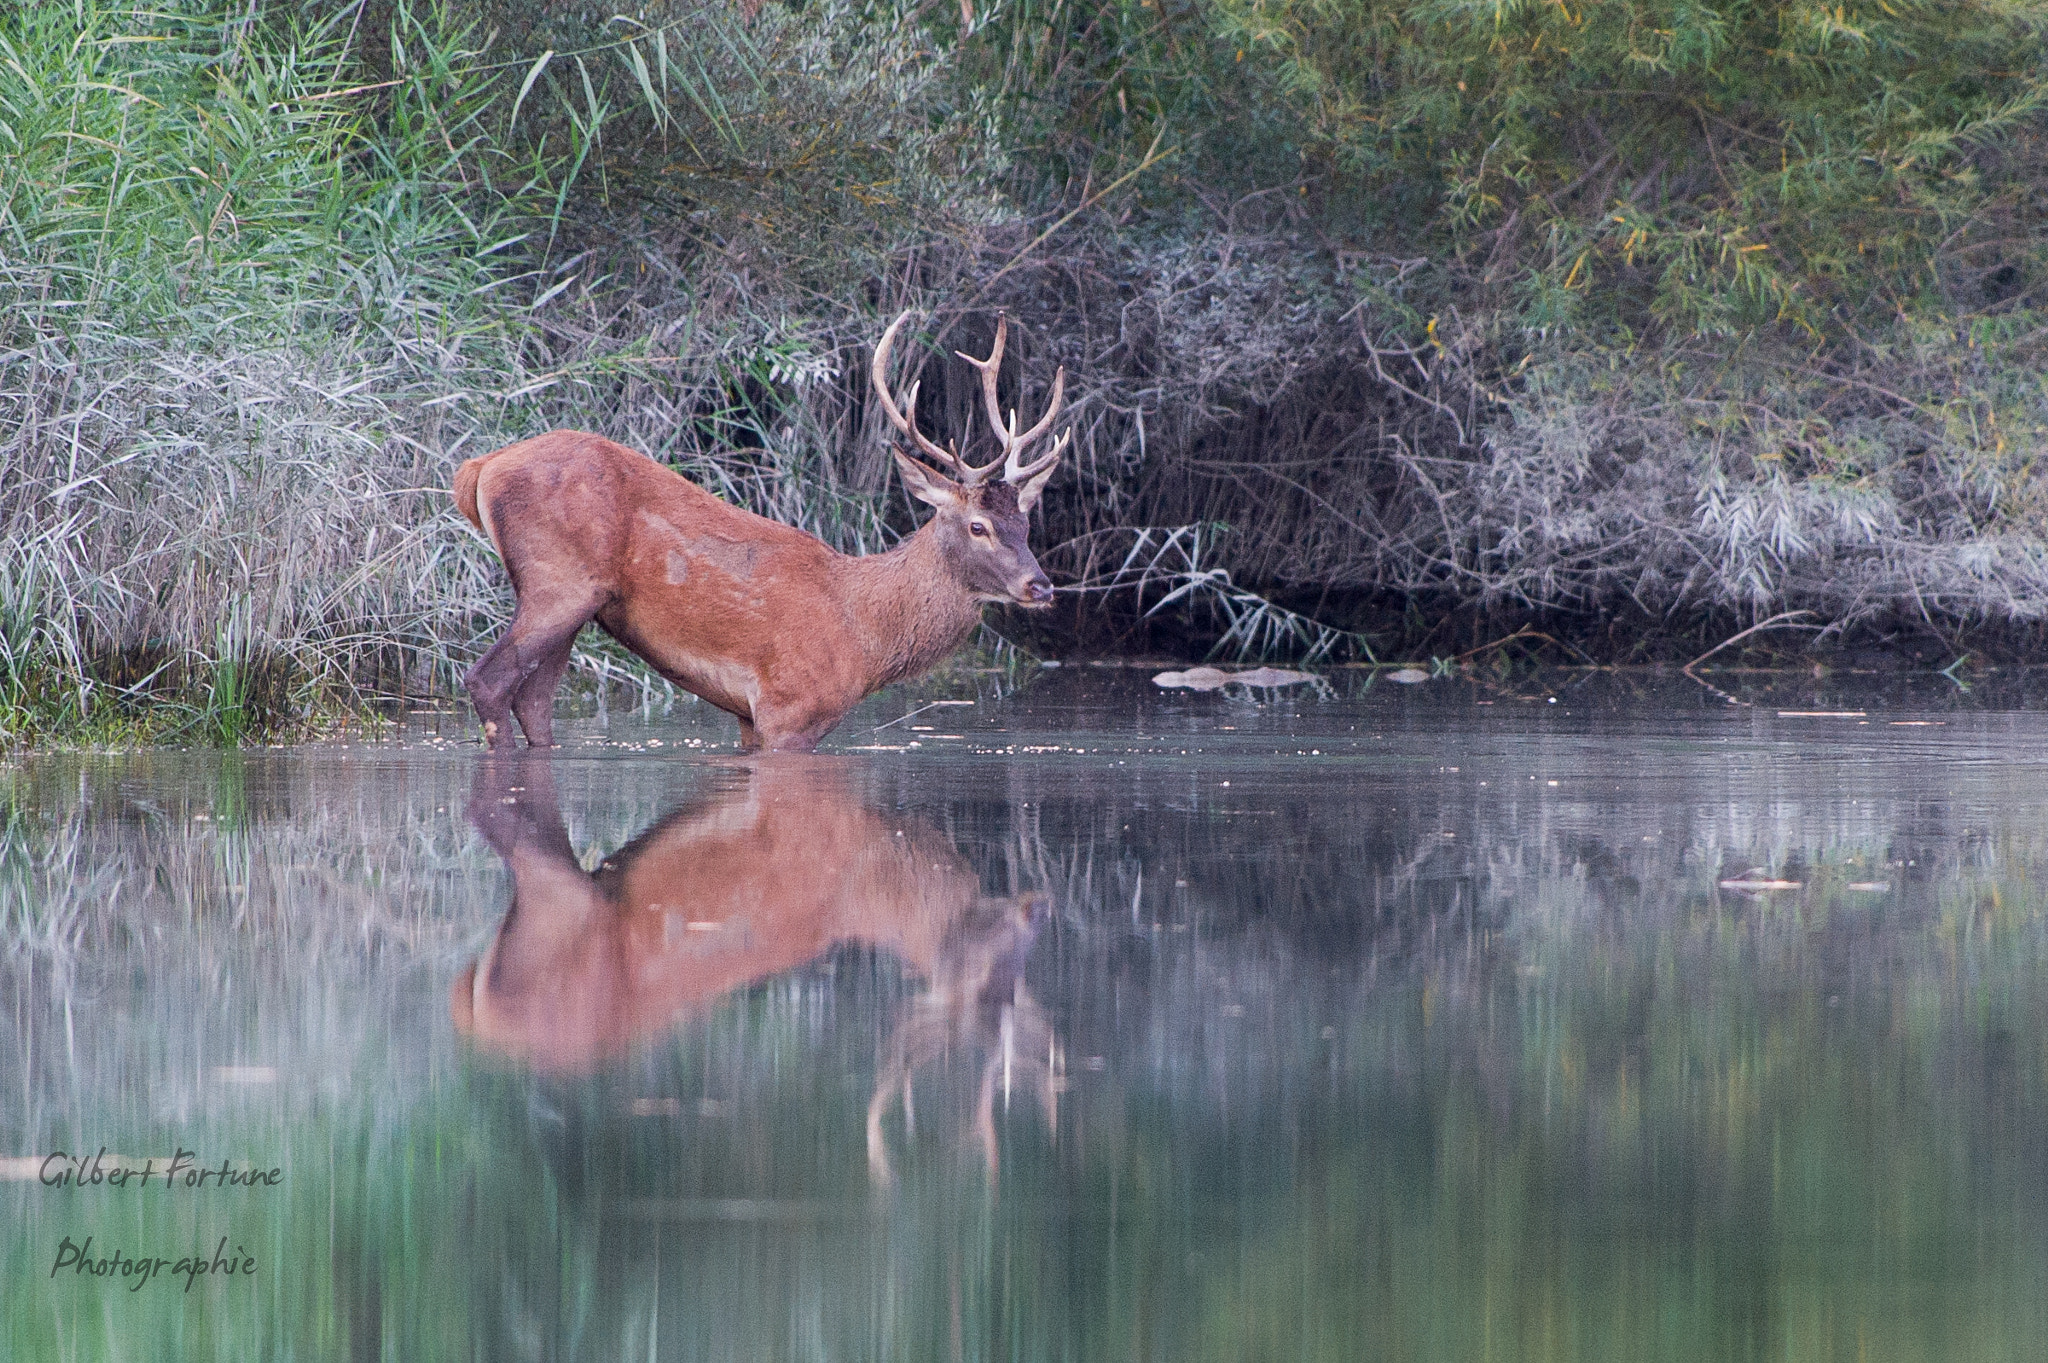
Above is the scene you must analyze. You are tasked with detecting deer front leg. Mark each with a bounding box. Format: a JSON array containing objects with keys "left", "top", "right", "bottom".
[
  {"left": 738, "top": 705, "right": 829, "bottom": 753},
  {"left": 747, "top": 687, "right": 859, "bottom": 753},
  {"left": 746, "top": 718, "right": 835, "bottom": 754}
]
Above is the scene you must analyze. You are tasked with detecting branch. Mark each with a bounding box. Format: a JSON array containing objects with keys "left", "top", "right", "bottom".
[{"left": 1682, "top": 609, "right": 1818, "bottom": 673}]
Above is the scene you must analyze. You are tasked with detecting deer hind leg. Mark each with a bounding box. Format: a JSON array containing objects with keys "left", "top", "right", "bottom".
[
  {"left": 512, "top": 639, "right": 578, "bottom": 749},
  {"left": 462, "top": 636, "right": 519, "bottom": 749},
  {"left": 464, "top": 587, "right": 605, "bottom": 749}
]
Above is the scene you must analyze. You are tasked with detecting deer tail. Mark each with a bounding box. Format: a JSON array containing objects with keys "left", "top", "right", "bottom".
[
  {"left": 453, "top": 452, "right": 510, "bottom": 557},
  {"left": 452, "top": 456, "right": 486, "bottom": 534}
]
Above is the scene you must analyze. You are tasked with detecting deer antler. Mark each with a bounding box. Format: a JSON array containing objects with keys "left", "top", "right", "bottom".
[
  {"left": 955, "top": 313, "right": 1068, "bottom": 485},
  {"left": 871, "top": 312, "right": 965, "bottom": 476},
  {"left": 871, "top": 311, "right": 1069, "bottom": 486}
]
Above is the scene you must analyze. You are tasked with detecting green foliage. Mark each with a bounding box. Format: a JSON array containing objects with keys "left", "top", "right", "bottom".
[
  {"left": 488, "top": 0, "right": 1007, "bottom": 276},
  {"left": 1190, "top": 0, "right": 2048, "bottom": 343},
  {"left": 0, "top": 0, "right": 515, "bottom": 337},
  {"left": 928, "top": 0, "right": 2048, "bottom": 643}
]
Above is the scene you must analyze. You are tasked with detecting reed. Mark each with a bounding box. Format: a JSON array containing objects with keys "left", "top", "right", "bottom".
[{"left": 0, "top": 0, "right": 533, "bottom": 739}]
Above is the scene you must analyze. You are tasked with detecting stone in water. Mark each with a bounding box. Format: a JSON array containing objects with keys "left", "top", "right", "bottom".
[{"left": 1153, "top": 666, "right": 1316, "bottom": 690}]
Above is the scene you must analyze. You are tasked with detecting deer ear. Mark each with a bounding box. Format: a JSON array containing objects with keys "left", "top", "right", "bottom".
[
  {"left": 1014, "top": 455, "right": 1059, "bottom": 514},
  {"left": 893, "top": 448, "right": 965, "bottom": 510}
]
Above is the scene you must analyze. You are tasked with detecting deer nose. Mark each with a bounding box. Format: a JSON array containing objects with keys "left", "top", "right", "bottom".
[{"left": 1018, "top": 576, "right": 1054, "bottom": 607}]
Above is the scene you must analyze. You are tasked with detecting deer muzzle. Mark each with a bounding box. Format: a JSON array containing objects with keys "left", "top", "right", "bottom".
[{"left": 1015, "top": 575, "right": 1055, "bottom": 608}]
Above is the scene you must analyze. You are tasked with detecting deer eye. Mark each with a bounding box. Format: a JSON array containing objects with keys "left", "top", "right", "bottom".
[{"left": 968, "top": 520, "right": 991, "bottom": 538}]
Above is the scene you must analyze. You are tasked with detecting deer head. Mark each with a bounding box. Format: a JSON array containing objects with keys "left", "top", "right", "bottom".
[{"left": 872, "top": 311, "right": 1069, "bottom": 608}]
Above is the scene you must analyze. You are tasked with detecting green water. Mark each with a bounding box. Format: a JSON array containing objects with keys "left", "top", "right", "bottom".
[{"left": 6, "top": 670, "right": 2048, "bottom": 1361}]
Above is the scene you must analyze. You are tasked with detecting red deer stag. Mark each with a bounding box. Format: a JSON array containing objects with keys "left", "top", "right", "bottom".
[
  {"left": 451, "top": 757, "right": 1059, "bottom": 1176},
  {"left": 452, "top": 311, "right": 1069, "bottom": 751}
]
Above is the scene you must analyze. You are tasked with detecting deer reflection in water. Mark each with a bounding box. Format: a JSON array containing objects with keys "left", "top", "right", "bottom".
[{"left": 451, "top": 756, "right": 1059, "bottom": 1180}]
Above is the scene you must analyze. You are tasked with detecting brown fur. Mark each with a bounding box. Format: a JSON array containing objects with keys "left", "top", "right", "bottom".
[{"left": 453, "top": 429, "right": 1053, "bottom": 751}]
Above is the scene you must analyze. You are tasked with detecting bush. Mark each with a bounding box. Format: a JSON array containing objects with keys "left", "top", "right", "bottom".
[{"left": 953, "top": 0, "right": 2048, "bottom": 652}]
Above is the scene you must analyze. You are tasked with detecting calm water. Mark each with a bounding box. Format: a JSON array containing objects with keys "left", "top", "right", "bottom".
[{"left": 6, "top": 669, "right": 2048, "bottom": 1361}]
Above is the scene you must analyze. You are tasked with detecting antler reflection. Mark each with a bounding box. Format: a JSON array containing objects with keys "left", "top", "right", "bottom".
[{"left": 865, "top": 893, "right": 1063, "bottom": 1186}]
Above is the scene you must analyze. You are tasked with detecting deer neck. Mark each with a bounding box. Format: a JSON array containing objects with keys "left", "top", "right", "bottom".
[{"left": 845, "top": 524, "right": 985, "bottom": 687}]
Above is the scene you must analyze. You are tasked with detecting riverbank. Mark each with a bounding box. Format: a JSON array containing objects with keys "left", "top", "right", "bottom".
[{"left": 4, "top": 0, "right": 2044, "bottom": 744}]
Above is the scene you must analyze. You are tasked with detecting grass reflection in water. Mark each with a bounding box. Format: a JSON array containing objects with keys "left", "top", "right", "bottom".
[{"left": 4, "top": 685, "right": 2047, "bottom": 1360}]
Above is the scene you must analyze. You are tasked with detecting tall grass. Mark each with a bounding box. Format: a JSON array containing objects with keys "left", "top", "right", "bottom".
[{"left": 0, "top": 0, "right": 542, "bottom": 738}]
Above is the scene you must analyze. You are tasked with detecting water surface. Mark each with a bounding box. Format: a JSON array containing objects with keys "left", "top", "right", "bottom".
[{"left": 6, "top": 670, "right": 2048, "bottom": 1361}]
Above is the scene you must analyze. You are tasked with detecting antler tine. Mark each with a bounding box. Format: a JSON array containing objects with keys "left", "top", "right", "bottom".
[
  {"left": 871, "top": 311, "right": 971, "bottom": 477},
  {"left": 1003, "top": 367, "right": 1065, "bottom": 483},
  {"left": 1008, "top": 426, "right": 1070, "bottom": 485},
  {"left": 898, "top": 379, "right": 972, "bottom": 479},
  {"left": 956, "top": 312, "right": 1011, "bottom": 458},
  {"left": 956, "top": 312, "right": 1069, "bottom": 487}
]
